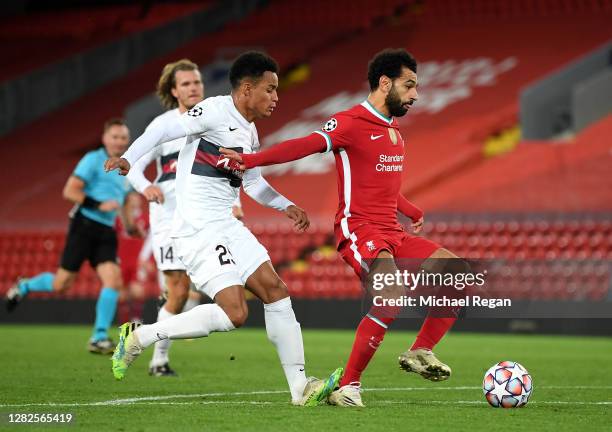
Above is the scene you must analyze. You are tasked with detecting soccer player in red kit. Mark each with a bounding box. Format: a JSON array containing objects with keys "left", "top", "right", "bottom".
[{"left": 220, "top": 48, "right": 464, "bottom": 407}]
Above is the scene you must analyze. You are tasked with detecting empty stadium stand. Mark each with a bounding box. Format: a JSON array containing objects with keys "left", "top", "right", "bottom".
[
  {"left": 1, "top": 220, "right": 609, "bottom": 301},
  {"left": 0, "top": 1, "right": 213, "bottom": 82}
]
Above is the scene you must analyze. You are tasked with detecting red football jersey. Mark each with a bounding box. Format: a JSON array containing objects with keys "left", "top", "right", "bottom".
[
  {"left": 317, "top": 101, "right": 406, "bottom": 235},
  {"left": 240, "top": 100, "right": 422, "bottom": 247}
]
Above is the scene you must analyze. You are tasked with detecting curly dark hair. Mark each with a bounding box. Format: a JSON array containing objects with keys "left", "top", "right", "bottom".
[
  {"left": 229, "top": 51, "right": 279, "bottom": 89},
  {"left": 367, "top": 48, "right": 417, "bottom": 91}
]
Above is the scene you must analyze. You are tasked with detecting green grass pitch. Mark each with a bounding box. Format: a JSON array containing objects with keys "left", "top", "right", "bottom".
[{"left": 0, "top": 325, "right": 610, "bottom": 431}]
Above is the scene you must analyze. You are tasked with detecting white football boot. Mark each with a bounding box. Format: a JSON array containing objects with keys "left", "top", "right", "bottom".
[
  {"left": 398, "top": 348, "right": 451, "bottom": 381},
  {"left": 327, "top": 382, "right": 365, "bottom": 407},
  {"left": 293, "top": 367, "right": 343, "bottom": 406}
]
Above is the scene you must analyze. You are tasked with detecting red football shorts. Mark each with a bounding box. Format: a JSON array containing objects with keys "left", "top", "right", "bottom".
[{"left": 336, "top": 224, "right": 440, "bottom": 277}]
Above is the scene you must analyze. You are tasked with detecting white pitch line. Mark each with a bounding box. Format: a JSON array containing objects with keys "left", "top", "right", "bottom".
[
  {"left": 366, "top": 385, "right": 612, "bottom": 392},
  {"left": 375, "top": 400, "right": 612, "bottom": 406},
  {"left": 2, "top": 400, "right": 611, "bottom": 408},
  {"left": 131, "top": 401, "right": 275, "bottom": 406},
  {"left": 91, "top": 390, "right": 287, "bottom": 405},
  {"left": 1, "top": 386, "right": 610, "bottom": 408}
]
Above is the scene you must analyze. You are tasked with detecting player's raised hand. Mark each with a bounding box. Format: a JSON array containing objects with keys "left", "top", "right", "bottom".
[
  {"left": 104, "top": 157, "right": 131, "bottom": 176},
  {"left": 285, "top": 205, "right": 310, "bottom": 232},
  {"left": 143, "top": 185, "right": 165, "bottom": 204},
  {"left": 412, "top": 216, "right": 424, "bottom": 234},
  {"left": 219, "top": 148, "right": 246, "bottom": 170}
]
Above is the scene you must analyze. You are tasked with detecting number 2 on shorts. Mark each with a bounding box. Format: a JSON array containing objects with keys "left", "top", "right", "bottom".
[{"left": 216, "top": 245, "right": 236, "bottom": 266}]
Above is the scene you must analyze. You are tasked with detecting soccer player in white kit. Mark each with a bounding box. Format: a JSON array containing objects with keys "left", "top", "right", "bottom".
[
  {"left": 106, "top": 51, "right": 342, "bottom": 406},
  {"left": 127, "top": 59, "right": 208, "bottom": 376}
]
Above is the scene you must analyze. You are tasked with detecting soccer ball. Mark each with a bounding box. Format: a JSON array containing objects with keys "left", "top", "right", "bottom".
[{"left": 482, "top": 361, "right": 533, "bottom": 408}]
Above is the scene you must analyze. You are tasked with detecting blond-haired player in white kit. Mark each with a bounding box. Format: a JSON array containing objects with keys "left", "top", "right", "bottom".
[{"left": 106, "top": 51, "right": 342, "bottom": 406}]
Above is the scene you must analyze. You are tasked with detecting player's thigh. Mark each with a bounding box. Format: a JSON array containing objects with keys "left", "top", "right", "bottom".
[
  {"left": 95, "top": 261, "right": 123, "bottom": 289},
  {"left": 366, "top": 250, "right": 405, "bottom": 299},
  {"left": 152, "top": 229, "right": 186, "bottom": 272},
  {"left": 173, "top": 227, "right": 243, "bottom": 301},
  {"left": 163, "top": 270, "right": 190, "bottom": 313},
  {"left": 225, "top": 220, "right": 271, "bottom": 285},
  {"left": 338, "top": 228, "right": 396, "bottom": 281},
  {"left": 164, "top": 270, "right": 191, "bottom": 296},
  {"left": 421, "top": 247, "right": 471, "bottom": 275},
  {"left": 245, "top": 261, "right": 288, "bottom": 304},
  {"left": 396, "top": 235, "right": 441, "bottom": 259},
  {"left": 394, "top": 235, "right": 443, "bottom": 280}
]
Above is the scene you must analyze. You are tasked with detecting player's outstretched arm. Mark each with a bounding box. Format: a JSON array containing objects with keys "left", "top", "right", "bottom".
[
  {"left": 398, "top": 194, "right": 424, "bottom": 234},
  {"left": 220, "top": 133, "right": 327, "bottom": 169},
  {"left": 105, "top": 118, "right": 186, "bottom": 176},
  {"left": 127, "top": 152, "right": 165, "bottom": 204}
]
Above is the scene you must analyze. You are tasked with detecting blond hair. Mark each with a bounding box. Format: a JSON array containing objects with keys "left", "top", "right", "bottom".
[{"left": 156, "top": 59, "right": 199, "bottom": 110}]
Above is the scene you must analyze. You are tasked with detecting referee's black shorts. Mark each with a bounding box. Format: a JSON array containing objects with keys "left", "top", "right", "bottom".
[{"left": 60, "top": 211, "right": 118, "bottom": 272}]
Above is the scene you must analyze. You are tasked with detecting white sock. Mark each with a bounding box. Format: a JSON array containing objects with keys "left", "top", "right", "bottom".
[
  {"left": 150, "top": 306, "right": 175, "bottom": 367},
  {"left": 136, "top": 304, "right": 234, "bottom": 348},
  {"left": 264, "top": 297, "right": 308, "bottom": 403},
  {"left": 182, "top": 297, "right": 199, "bottom": 312}
]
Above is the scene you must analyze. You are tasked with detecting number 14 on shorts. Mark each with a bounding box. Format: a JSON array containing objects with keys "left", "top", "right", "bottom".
[{"left": 159, "top": 246, "right": 174, "bottom": 264}]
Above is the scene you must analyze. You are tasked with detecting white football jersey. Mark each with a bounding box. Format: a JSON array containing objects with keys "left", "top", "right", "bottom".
[{"left": 173, "top": 95, "right": 259, "bottom": 237}]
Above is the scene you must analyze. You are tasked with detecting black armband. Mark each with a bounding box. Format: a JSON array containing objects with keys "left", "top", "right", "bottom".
[{"left": 82, "top": 196, "right": 101, "bottom": 209}]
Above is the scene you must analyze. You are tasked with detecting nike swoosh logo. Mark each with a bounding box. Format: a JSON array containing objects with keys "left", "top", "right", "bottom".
[
  {"left": 229, "top": 127, "right": 238, "bottom": 131},
  {"left": 370, "top": 134, "right": 383, "bottom": 140}
]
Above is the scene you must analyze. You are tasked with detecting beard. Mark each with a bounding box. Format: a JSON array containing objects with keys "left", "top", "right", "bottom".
[{"left": 385, "top": 86, "right": 409, "bottom": 118}]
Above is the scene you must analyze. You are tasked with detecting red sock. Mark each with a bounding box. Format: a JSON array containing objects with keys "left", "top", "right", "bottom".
[
  {"left": 411, "top": 316, "right": 456, "bottom": 351},
  {"left": 117, "top": 300, "right": 130, "bottom": 324},
  {"left": 339, "top": 314, "right": 393, "bottom": 387}
]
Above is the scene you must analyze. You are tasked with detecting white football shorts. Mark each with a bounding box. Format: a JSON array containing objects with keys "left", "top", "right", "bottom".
[
  {"left": 172, "top": 217, "right": 270, "bottom": 299},
  {"left": 152, "top": 228, "right": 187, "bottom": 272}
]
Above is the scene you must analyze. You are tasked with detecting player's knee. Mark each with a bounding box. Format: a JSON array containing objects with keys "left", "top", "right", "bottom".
[
  {"left": 166, "top": 288, "right": 189, "bottom": 313},
  {"left": 422, "top": 255, "right": 471, "bottom": 276},
  {"left": 229, "top": 308, "right": 248, "bottom": 328},
  {"left": 104, "top": 277, "right": 122, "bottom": 290},
  {"left": 223, "top": 302, "right": 248, "bottom": 328},
  {"left": 263, "top": 276, "right": 289, "bottom": 304},
  {"left": 52, "top": 277, "right": 73, "bottom": 293},
  {"left": 98, "top": 267, "right": 123, "bottom": 289},
  {"left": 441, "top": 257, "right": 471, "bottom": 276}
]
